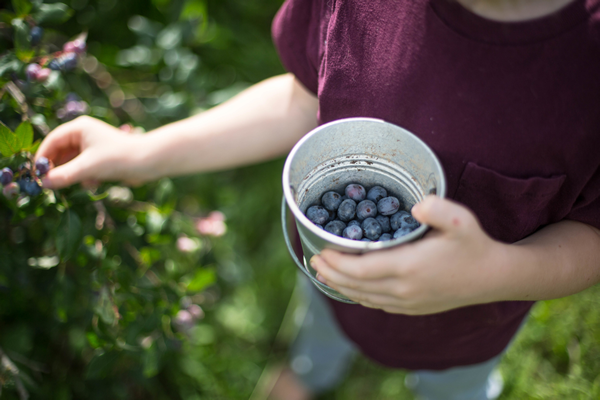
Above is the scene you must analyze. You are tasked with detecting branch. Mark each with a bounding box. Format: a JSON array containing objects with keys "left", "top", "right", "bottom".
[{"left": 4, "top": 81, "right": 50, "bottom": 136}]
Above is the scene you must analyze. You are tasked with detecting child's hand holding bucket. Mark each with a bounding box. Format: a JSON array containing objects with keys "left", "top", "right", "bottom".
[{"left": 310, "top": 195, "right": 506, "bottom": 315}]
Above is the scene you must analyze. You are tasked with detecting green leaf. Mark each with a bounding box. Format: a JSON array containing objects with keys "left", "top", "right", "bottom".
[
  {"left": 85, "top": 332, "right": 101, "bottom": 349},
  {"left": 0, "top": 54, "right": 20, "bottom": 77},
  {"left": 154, "top": 178, "right": 174, "bottom": 206},
  {"left": 15, "top": 121, "right": 33, "bottom": 149},
  {"left": 142, "top": 343, "right": 159, "bottom": 378},
  {"left": 94, "top": 286, "right": 116, "bottom": 325},
  {"left": 186, "top": 268, "right": 216, "bottom": 292},
  {"left": 68, "top": 189, "right": 107, "bottom": 205},
  {"left": 11, "top": 0, "right": 32, "bottom": 17},
  {"left": 146, "top": 209, "right": 166, "bottom": 234},
  {"left": 32, "top": 3, "right": 73, "bottom": 25},
  {"left": 12, "top": 18, "right": 34, "bottom": 62},
  {"left": 56, "top": 210, "right": 82, "bottom": 260},
  {"left": 85, "top": 352, "right": 118, "bottom": 379},
  {"left": 0, "top": 123, "right": 21, "bottom": 157},
  {"left": 0, "top": 11, "right": 16, "bottom": 24},
  {"left": 24, "top": 139, "right": 41, "bottom": 154}
]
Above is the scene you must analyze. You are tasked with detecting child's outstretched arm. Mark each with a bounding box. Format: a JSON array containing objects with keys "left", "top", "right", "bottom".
[
  {"left": 36, "top": 73, "right": 318, "bottom": 189},
  {"left": 311, "top": 196, "right": 600, "bottom": 315}
]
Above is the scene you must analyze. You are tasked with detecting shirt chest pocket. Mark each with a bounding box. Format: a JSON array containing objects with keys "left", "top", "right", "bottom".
[{"left": 454, "top": 162, "right": 566, "bottom": 243}]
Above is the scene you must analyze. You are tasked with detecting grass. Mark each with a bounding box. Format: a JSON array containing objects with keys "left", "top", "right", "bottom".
[{"left": 306, "top": 284, "right": 600, "bottom": 399}]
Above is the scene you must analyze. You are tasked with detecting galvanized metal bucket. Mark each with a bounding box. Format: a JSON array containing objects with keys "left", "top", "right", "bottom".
[{"left": 282, "top": 118, "right": 446, "bottom": 303}]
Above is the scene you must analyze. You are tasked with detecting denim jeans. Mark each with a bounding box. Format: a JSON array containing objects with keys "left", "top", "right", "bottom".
[{"left": 289, "top": 274, "right": 511, "bottom": 400}]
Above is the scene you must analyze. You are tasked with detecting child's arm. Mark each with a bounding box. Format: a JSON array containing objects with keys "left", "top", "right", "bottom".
[
  {"left": 310, "top": 195, "right": 600, "bottom": 315},
  {"left": 36, "top": 73, "right": 318, "bottom": 188}
]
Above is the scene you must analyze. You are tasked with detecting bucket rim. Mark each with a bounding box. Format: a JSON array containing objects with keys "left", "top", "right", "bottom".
[{"left": 282, "top": 117, "right": 446, "bottom": 251}]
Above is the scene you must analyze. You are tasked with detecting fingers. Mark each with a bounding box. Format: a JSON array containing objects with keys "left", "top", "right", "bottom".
[
  {"left": 313, "top": 257, "right": 393, "bottom": 293},
  {"left": 36, "top": 117, "right": 86, "bottom": 162},
  {"left": 411, "top": 195, "right": 478, "bottom": 235},
  {"left": 41, "top": 155, "right": 91, "bottom": 189},
  {"left": 314, "top": 249, "right": 402, "bottom": 280}
]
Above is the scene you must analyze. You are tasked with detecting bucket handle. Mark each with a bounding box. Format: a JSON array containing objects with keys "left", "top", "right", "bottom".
[
  {"left": 281, "top": 196, "right": 316, "bottom": 280},
  {"left": 281, "top": 196, "right": 358, "bottom": 304}
]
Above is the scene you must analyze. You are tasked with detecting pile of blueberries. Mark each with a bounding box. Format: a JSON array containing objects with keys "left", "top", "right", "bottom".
[
  {"left": 304, "top": 184, "right": 420, "bottom": 242},
  {"left": 0, "top": 157, "right": 51, "bottom": 200}
]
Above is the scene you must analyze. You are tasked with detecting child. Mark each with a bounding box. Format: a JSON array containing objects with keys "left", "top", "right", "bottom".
[{"left": 37, "top": 0, "right": 600, "bottom": 398}]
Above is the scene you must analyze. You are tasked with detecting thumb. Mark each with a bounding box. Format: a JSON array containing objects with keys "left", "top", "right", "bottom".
[
  {"left": 411, "top": 195, "right": 477, "bottom": 234},
  {"left": 41, "top": 156, "right": 90, "bottom": 189}
]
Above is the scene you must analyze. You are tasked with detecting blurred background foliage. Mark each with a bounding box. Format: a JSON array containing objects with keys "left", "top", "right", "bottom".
[{"left": 0, "top": 0, "right": 599, "bottom": 399}]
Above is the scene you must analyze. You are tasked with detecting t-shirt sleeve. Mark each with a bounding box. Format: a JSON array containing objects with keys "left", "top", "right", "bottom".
[
  {"left": 565, "top": 164, "right": 600, "bottom": 230},
  {"left": 271, "top": 0, "right": 321, "bottom": 95}
]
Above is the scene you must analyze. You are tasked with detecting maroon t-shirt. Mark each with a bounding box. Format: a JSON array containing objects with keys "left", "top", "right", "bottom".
[{"left": 273, "top": 0, "right": 600, "bottom": 370}]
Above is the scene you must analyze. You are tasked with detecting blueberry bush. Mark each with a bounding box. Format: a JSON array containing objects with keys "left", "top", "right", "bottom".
[{"left": 0, "top": 0, "right": 293, "bottom": 399}]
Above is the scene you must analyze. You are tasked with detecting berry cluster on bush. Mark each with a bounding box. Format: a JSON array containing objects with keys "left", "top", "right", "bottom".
[
  {"left": 305, "top": 184, "right": 420, "bottom": 242},
  {"left": 0, "top": 157, "right": 51, "bottom": 199}
]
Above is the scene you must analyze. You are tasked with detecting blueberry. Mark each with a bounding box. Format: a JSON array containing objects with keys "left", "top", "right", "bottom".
[
  {"left": 63, "top": 41, "right": 76, "bottom": 53},
  {"left": 393, "top": 227, "right": 412, "bottom": 239},
  {"left": 0, "top": 168, "right": 13, "bottom": 185},
  {"left": 377, "top": 196, "right": 400, "bottom": 216},
  {"left": 48, "top": 59, "right": 61, "bottom": 71},
  {"left": 356, "top": 200, "right": 377, "bottom": 220},
  {"left": 73, "top": 39, "right": 87, "bottom": 53},
  {"left": 35, "top": 68, "right": 51, "bottom": 82},
  {"left": 35, "top": 157, "right": 50, "bottom": 176},
  {"left": 337, "top": 199, "right": 356, "bottom": 222},
  {"left": 361, "top": 238, "right": 372, "bottom": 242},
  {"left": 347, "top": 220, "right": 361, "bottom": 227},
  {"left": 322, "top": 191, "right": 343, "bottom": 211},
  {"left": 65, "top": 92, "right": 81, "bottom": 102},
  {"left": 25, "top": 64, "right": 42, "bottom": 81},
  {"left": 18, "top": 162, "right": 31, "bottom": 172},
  {"left": 367, "top": 186, "right": 387, "bottom": 203},
  {"left": 401, "top": 213, "right": 420, "bottom": 230},
  {"left": 342, "top": 225, "right": 363, "bottom": 240},
  {"left": 375, "top": 215, "right": 391, "bottom": 233},
  {"left": 390, "top": 210, "right": 419, "bottom": 231},
  {"left": 306, "top": 205, "right": 329, "bottom": 225},
  {"left": 390, "top": 211, "right": 409, "bottom": 231},
  {"left": 361, "top": 217, "right": 382, "bottom": 240},
  {"left": 315, "top": 224, "right": 323, "bottom": 230},
  {"left": 324, "top": 220, "right": 346, "bottom": 236},
  {"left": 341, "top": 195, "right": 349, "bottom": 201},
  {"left": 2, "top": 182, "right": 19, "bottom": 200},
  {"left": 345, "top": 184, "right": 366, "bottom": 202},
  {"left": 30, "top": 26, "right": 44, "bottom": 46},
  {"left": 379, "top": 233, "right": 393, "bottom": 241},
  {"left": 18, "top": 178, "right": 42, "bottom": 197},
  {"left": 61, "top": 53, "right": 78, "bottom": 71},
  {"left": 64, "top": 40, "right": 86, "bottom": 54},
  {"left": 325, "top": 209, "right": 335, "bottom": 222}
]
